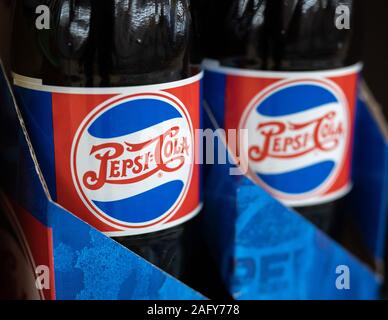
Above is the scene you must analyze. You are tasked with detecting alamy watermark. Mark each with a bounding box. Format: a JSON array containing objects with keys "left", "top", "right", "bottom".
[
  {"left": 35, "top": 5, "right": 50, "bottom": 30},
  {"left": 35, "top": 265, "right": 50, "bottom": 290},
  {"left": 34, "top": 4, "right": 353, "bottom": 31},
  {"left": 336, "top": 265, "right": 351, "bottom": 290},
  {"left": 335, "top": 5, "right": 351, "bottom": 30}
]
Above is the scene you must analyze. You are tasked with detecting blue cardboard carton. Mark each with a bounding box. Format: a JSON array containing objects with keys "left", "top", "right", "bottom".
[{"left": 202, "top": 66, "right": 388, "bottom": 299}]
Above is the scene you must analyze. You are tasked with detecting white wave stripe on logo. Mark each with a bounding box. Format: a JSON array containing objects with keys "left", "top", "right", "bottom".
[
  {"left": 245, "top": 102, "right": 348, "bottom": 175},
  {"left": 75, "top": 118, "right": 192, "bottom": 203}
]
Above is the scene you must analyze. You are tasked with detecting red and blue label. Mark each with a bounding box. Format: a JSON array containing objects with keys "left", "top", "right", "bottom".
[
  {"left": 14, "top": 74, "right": 202, "bottom": 236},
  {"left": 204, "top": 61, "right": 361, "bottom": 207}
]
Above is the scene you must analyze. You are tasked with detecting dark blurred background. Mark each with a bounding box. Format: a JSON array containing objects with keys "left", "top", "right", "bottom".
[
  {"left": 363, "top": 1, "right": 388, "bottom": 118},
  {"left": 361, "top": 0, "right": 388, "bottom": 299}
]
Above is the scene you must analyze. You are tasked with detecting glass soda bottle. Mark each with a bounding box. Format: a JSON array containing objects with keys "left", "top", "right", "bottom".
[{"left": 12, "top": 0, "right": 199, "bottom": 278}]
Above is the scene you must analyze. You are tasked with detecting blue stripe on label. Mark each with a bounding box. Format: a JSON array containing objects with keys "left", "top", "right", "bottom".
[
  {"left": 204, "top": 71, "right": 226, "bottom": 127},
  {"left": 257, "top": 161, "right": 335, "bottom": 194},
  {"left": 258, "top": 84, "right": 338, "bottom": 117},
  {"left": 88, "top": 98, "right": 182, "bottom": 138},
  {"left": 14, "top": 86, "right": 57, "bottom": 201},
  {"left": 92, "top": 181, "right": 184, "bottom": 223}
]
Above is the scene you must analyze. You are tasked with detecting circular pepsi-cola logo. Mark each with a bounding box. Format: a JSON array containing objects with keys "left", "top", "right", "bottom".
[
  {"left": 71, "top": 92, "right": 194, "bottom": 232},
  {"left": 240, "top": 79, "right": 349, "bottom": 206}
]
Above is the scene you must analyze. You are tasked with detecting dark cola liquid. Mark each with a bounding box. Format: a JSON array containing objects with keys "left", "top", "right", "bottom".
[
  {"left": 196, "top": 0, "right": 361, "bottom": 233},
  {"left": 198, "top": 0, "right": 360, "bottom": 69},
  {"left": 12, "top": 0, "right": 190, "bottom": 86},
  {"left": 12, "top": 0, "right": 191, "bottom": 278}
]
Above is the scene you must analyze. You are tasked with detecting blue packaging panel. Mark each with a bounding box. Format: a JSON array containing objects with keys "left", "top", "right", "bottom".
[
  {"left": 49, "top": 202, "right": 204, "bottom": 300},
  {"left": 205, "top": 149, "right": 381, "bottom": 300}
]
